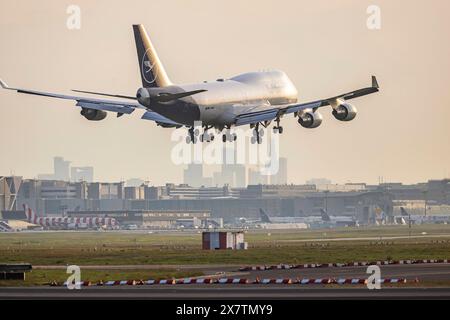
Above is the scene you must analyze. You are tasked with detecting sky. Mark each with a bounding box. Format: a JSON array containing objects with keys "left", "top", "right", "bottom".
[{"left": 0, "top": 0, "right": 449, "bottom": 185}]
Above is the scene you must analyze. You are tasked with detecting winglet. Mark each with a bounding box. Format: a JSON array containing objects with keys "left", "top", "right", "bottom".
[
  {"left": 371, "top": 75, "right": 379, "bottom": 89},
  {"left": 0, "top": 78, "right": 9, "bottom": 89}
]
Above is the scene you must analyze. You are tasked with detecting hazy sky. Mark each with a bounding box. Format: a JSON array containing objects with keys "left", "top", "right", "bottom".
[{"left": 0, "top": 0, "right": 449, "bottom": 185}]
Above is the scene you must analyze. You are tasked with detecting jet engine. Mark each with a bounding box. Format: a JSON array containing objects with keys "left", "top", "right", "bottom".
[
  {"left": 332, "top": 103, "right": 357, "bottom": 122},
  {"left": 80, "top": 108, "right": 107, "bottom": 121},
  {"left": 298, "top": 110, "right": 323, "bottom": 128}
]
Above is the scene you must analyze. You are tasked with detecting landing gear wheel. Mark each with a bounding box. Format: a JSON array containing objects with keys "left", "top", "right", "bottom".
[
  {"left": 222, "top": 130, "right": 236, "bottom": 142},
  {"left": 187, "top": 127, "right": 199, "bottom": 144},
  {"left": 273, "top": 126, "right": 284, "bottom": 134},
  {"left": 252, "top": 124, "right": 264, "bottom": 144}
]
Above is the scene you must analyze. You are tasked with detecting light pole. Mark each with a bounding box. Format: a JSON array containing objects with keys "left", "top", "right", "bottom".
[
  {"left": 423, "top": 190, "right": 428, "bottom": 217},
  {"left": 324, "top": 190, "right": 330, "bottom": 213}
]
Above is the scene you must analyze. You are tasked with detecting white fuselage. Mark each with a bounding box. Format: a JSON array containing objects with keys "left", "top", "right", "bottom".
[
  {"left": 191, "top": 70, "right": 298, "bottom": 126},
  {"left": 147, "top": 70, "right": 299, "bottom": 127}
]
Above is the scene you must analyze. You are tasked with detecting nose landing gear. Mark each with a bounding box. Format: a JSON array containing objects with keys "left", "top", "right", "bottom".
[
  {"left": 186, "top": 126, "right": 215, "bottom": 144},
  {"left": 185, "top": 127, "right": 199, "bottom": 144}
]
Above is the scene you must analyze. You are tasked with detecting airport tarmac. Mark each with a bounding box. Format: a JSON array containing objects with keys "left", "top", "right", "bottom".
[{"left": 1, "top": 286, "right": 450, "bottom": 299}]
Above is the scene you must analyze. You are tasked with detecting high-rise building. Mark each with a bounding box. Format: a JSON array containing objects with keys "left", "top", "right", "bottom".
[
  {"left": 53, "top": 157, "right": 70, "bottom": 181},
  {"left": 248, "top": 168, "right": 269, "bottom": 185},
  {"left": 270, "top": 157, "right": 287, "bottom": 185},
  {"left": 183, "top": 163, "right": 206, "bottom": 187}
]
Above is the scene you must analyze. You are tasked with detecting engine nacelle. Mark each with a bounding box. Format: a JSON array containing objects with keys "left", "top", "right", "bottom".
[
  {"left": 298, "top": 110, "right": 323, "bottom": 129},
  {"left": 332, "top": 103, "right": 357, "bottom": 122},
  {"left": 80, "top": 108, "right": 107, "bottom": 121}
]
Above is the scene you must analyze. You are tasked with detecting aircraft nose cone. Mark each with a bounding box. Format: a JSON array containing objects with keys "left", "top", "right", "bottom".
[{"left": 137, "top": 88, "right": 150, "bottom": 106}]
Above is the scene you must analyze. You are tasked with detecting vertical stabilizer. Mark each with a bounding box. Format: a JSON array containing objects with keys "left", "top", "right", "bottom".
[
  {"left": 320, "top": 209, "right": 331, "bottom": 222},
  {"left": 259, "top": 209, "right": 272, "bottom": 223},
  {"left": 133, "top": 24, "right": 172, "bottom": 88}
]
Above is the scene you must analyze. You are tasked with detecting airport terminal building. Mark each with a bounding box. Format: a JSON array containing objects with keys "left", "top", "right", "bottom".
[{"left": 1, "top": 176, "right": 449, "bottom": 225}]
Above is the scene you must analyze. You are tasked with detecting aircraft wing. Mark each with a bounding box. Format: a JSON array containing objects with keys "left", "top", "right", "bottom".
[
  {"left": 235, "top": 76, "right": 379, "bottom": 126},
  {"left": 0, "top": 79, "right": 144, "bottom": 117},
  {"left": 141, "top": 110, "right": 183, "bottom": 128}
]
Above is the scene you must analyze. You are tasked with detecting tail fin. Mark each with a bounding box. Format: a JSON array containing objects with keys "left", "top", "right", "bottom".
[
  {"left": 23, "top": 204, "right": 36, "bottom": 223},
  {"left": 133, "top": 24, "right": 172, "bottom": 88},
  {"left": 320, "top": 209, "right": 331, "bottom": 222},
  {"left": 400, "top": 207, "right": 409, "bottom": 217},
  {"left": 259, "top": 209, "right": 272, "bottom": 223}
]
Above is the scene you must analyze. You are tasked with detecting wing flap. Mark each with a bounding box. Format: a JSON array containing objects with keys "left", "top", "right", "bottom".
[
  {"left": 141, "top": 111, "right": 182, "bottom": 127},
  {"left": 76, "top": 101, "right": 135, "bottom": 114},
  {"left": 235, "top": 109, "right": 279, "bottom": 126}
]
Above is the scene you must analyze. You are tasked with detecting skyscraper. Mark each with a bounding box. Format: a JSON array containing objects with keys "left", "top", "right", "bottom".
[
  {"left": 184, "top": 163, "right": 206, "bottom": 187},
  {"left": 53, "top": 157, "right": 70, "bottom": 181},
  {"left": 270, "top": 157, "right": 288, "bottom": 185}
]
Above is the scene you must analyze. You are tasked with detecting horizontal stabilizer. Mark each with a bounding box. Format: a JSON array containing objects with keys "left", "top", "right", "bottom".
[
  {"left": 72, "top": 89, "right": 207, "bottom": 103},
  {"left": 154, "top": 89, "right": 207, "bottom": 103},
  {"left": 0, "top": 78, "right": 10, "bottom": 89},
  {"left": 72, "top": 89, "right": 136, "bottom": 100}
]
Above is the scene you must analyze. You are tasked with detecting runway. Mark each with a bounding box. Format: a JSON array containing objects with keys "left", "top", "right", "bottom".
[
  {"left": 1, "top": 286, "right": 450, "bottom": 299},
  {"left": 2, "top": 263, "right": 449, "bottom": 299},
  {"left": 240, "top": 263, "right": 450, "bottom": 282},
  {"left": 33, "top": 262, "right": 450, "bottom": 282}
]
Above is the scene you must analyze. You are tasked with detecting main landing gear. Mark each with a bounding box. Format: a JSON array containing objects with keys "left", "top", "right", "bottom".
[
  {"left": 251, "top": 123, "right": 264, "bottom": 144},
  {"left": 222, "top": 128, "right": 237, "bottom": 143},
  {"left": 272, "top": 118, "right": 284, "bottom": 134},
  {"left": 186, "top": 126, "right": 215, "bottom": 144},
  {"left": 186, "top": 119, "right": 283, "bottom": 144}
]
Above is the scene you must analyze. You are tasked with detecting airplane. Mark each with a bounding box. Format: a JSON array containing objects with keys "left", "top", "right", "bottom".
[
  {"left": 0, "top": 24, "right": 380, "bottom": 144},
  {"left": 317, "top": 208, "right": 358, "bottom": 227},
  {"left": 399, "top": 207, "right": 450, "bottom": 225},
  {"left": 23, "top": 205, "right": 118, "bottom": 230},
  {"left": 237, "top": 209, "right": 309, "bottom": 229}
]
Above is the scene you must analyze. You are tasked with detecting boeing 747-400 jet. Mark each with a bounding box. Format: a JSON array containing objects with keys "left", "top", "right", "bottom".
[{"left": 0, "top": 24, "right": 379, "bottom": 144}]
